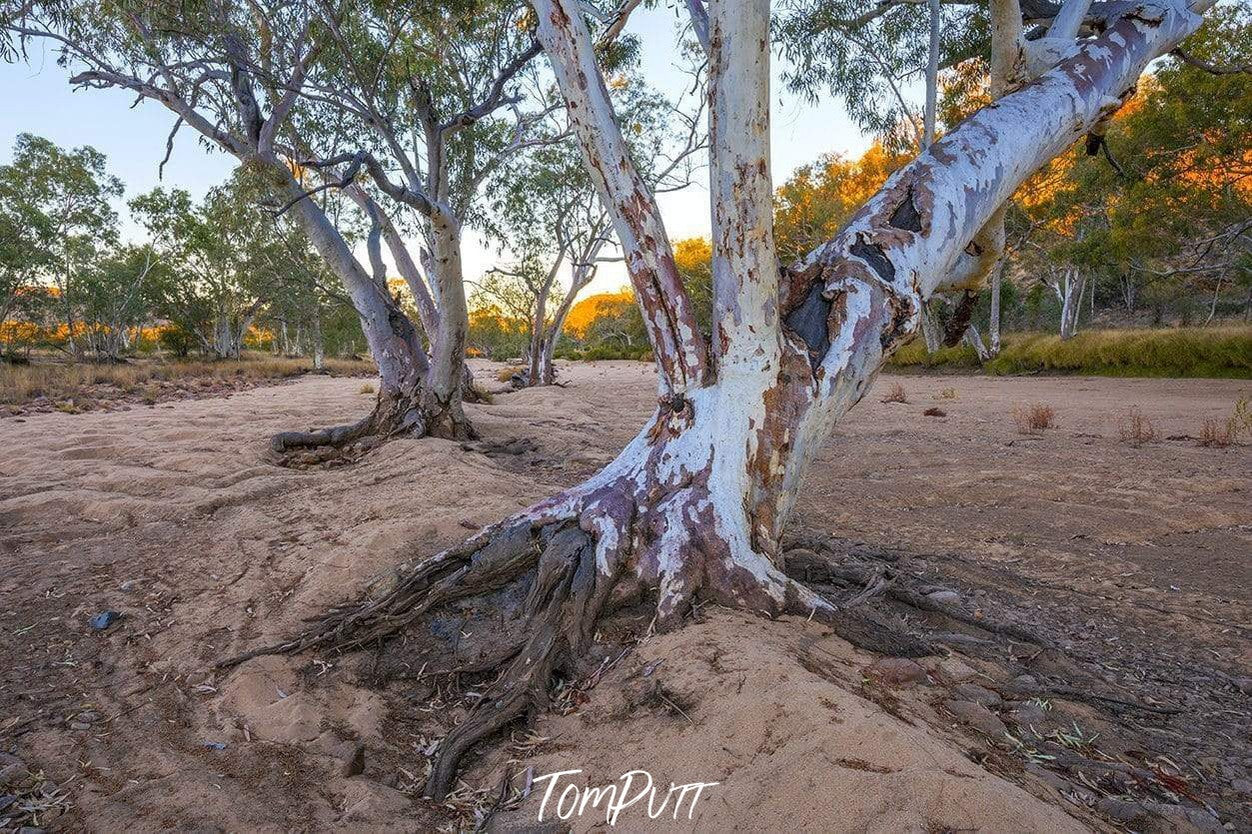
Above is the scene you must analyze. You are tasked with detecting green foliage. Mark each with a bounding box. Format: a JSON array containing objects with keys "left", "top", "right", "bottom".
[
  {"left": 0, "top": 134, "right": 358, "bottom": 363},
  {"left": 133, "top": 170, "right": 353, "bottom": 358},
  {"left": 890, "top": 328, "right": 1252, "bottom": 379},
  {"left": 0, "top": 132, "right": 123, "bottom": 356},
  {"left": 776, "top": 0, "right": 989, "bottom": 146}
]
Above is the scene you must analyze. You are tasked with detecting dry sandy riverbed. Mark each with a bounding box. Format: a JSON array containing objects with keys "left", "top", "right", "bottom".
[{"left": 1, "top": 361, "right": 1249, "bottom": 832}]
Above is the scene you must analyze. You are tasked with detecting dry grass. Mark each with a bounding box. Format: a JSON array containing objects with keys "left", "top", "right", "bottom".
[
  {"left": 1, "top": 353, "right": 376, "bottom": 407},
  {"left": 923, "top": 406, "right": 946, "bottom": 417},
  {"left": 1198, "top": 396, "right": 1252, "bottom": 448},
  {"left": 881, "top": 381, "right": 908, "bottom": 404},
  {"left": 1198, "top": 418, "right": 1234, "bottom": 448},
  {"left": 890, "top": 326, "right": 1252, "bottom": 379},
  {"left": 1117, "top": 408, "right": 1157, "bottom": 447},
  {"left": 1012, "top": 402, "right": 1056, "bottom": 434},
  {"left": 936, "top": 386, "right": 958, "bottom": 400},
  {"left": 359, "top": 382, "right": 375, "bottom": 394}
]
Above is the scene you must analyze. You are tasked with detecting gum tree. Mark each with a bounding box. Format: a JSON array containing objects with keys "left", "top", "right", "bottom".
[
  {"left": 486, "top": 67, "right": 706, "bottom": 385},
  {"left": 225, "top": 0, "right": 1228, "bottom": 797},
  {"left": 0, "top": 134, "right": 122, "bottom": 357},
  {"left": 2, "top": 0, "right": 560, "bottom": 448}
]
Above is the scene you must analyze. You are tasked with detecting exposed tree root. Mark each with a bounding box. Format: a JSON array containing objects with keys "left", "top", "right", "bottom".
[
  {"left": 268, "top": 387, "right": 475, "bottom": 467},
  {"left": 782, "top": 539, "right": 1053, "bottom": 649},
  {"left": 218, "top": 474, "right": 936, "bottom": 798}
]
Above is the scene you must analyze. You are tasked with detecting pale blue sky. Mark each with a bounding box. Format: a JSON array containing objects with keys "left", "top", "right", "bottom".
[{"left": 0, "top": 8, "right": 878, "bottom": 296}]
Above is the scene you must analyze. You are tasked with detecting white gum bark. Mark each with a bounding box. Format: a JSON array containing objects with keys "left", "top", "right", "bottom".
[
  {"left": 781, "top": 0, "right": 1206, "bottom": 478},
  {"left": 423, "top": 213, "right": 473, "bottom": 433},
  {"left": 709, "top": 0, "right": 781, "bottom": 376},
  {"left": 514, "top": 0, "right": 1213, "bottom": 621},
  {"left": 274, "top": 167, "right": 428, "bottom": 398},
  {"left": 532, "top": 0, "right": 710, "bottom": 396}
]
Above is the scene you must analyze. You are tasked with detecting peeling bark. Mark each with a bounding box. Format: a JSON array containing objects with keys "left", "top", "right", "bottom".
[
  {"left": 421, "top": 215, "right": 475, "bottom": 439},
  {"left": 225, "top": 0, "right": 1217, "bottom": 796},
  {"left": 533, "top": 0, "right": 710, "bottom": 396}
]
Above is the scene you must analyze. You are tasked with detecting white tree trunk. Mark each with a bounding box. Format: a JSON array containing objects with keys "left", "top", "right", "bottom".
[
  {"left": 421, "top": 214, "right": 473, "bottom": 436},
  {"left": 1058, "top": 267, "right": 1086, "bottom": 340},
  {"left": 223, "top": 0, "right": 1220, "bottom": 799},
  {"left": 920, "top": 303, "right": 943, "bottom": 353},
  {"left": 533, "top": 0, "right": 710, "bottom": 395},
  {"left": 989, "top": 259, "right": 1004, "bottom": 357},
  {"left": 312, "top": 307, "right": 325, "bottom": 371},
  {"left": 966, "top": 322, "right": 991, "bottom": 362}
]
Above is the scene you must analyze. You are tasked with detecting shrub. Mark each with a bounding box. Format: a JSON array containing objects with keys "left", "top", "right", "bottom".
[
  {"left": 1117, "top": 409, "right": 1157, "bottom": 446},
  {"left": 1198, "top": 418, "right": 1234, "bottom": 448},
  {"left": 158, "top": 325, "right": 197, "bottom": 358},
  {"left": 1012, "top": 403, "right": 1055, "bottom": 433},
  {"left": 496, "top": 365, "right": 526, "bottom": 383},
  {"left": 881, "top": 381, "right": 908, "bottom": 403}
]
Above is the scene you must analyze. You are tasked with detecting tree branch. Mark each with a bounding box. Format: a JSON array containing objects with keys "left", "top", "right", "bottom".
[
  {"left": 1170, "top": 46, "right": 1252, "bottom": 74},
  {"left": 532, "top": 0, "right": 711, "bottom": 394}
]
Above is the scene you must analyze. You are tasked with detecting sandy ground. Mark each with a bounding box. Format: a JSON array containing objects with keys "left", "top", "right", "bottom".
[{"left": 0, "top": 361, "right": 1248, "bottom": 832}]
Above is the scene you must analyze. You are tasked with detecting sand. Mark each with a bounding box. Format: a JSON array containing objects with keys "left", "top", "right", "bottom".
[{"left": 1, "top": 361, "right": 1248, "bottom": 832}]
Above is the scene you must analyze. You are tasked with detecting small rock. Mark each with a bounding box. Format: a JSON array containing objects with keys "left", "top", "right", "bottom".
[
  {"left": 69, "top": 722, "right": 91, "bottom": 731},
  {"left": 341, "top": 742, "right": 366, "bottom": 777},
  {"left": 0, "top": 762, "right": 32, "bottom": 788},
  {"left": 76, "top": 711, "right": 100, "bottom": 723},
  {"left": 119, "top": 579, "right": 141, "bottom": 592},
  {"left": 868, "top": 658, "right": 928, "bottom": 686},
  {"left": 1007, "top": 674, "right": 1039, "bottom": 694},
  {"left": 935, "top": 656, "right": 977, "bottom": 682},
  {"left": 1008, "top": 701, "right": 1048, "bottom": 727},
  {"left": 1235, "top": 677, "right": 1252, "bottom": 696},
  {"left": 18, "top": 827, "right": 45, "bottom": 834},
  {"left": 944, "top": 700, "right": 1007, "bottom": 738},
  {"left": 203, "top": 741, "right": 227, "bottom": 751},
  {"left": 952, "top": 683, "right": 1002, "bottom": 707},
  {"left": 1230, "top": 778, "right": 1252, "bottom": 797},
  {"left": 1097, "top": 797, "right": 1151, "bottom": 825},
  {"left": 89, "top": 611, "right": 122, "bottom": 631},
  {"left": 926, "top": 590, "right": 961, "bottom": 606},
  {"left": 1141, "top": 802, "right": 1223, "bottom": 834},
  {"left": 0, "top": 794, "right": 15, "bottom": 812}
]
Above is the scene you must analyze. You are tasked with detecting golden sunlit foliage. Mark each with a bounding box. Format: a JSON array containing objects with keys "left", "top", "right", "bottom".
[
  {"left": 773, "top": 143, "right": 910, "bottom": 263},
  {"left": 563, "top": 290, "right": 633, "bottom": 337}
]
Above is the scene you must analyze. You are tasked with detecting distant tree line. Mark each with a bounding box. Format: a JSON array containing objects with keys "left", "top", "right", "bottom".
[{"left": 0, "top": 133, "right": 365, "bottom": 365}]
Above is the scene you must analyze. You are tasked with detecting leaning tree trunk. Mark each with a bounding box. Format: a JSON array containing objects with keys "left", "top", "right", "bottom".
[
  {"left": 538, "top": 272, "right": 591, "bottom": 385},
  {"left": 225, "top": 0, "right": 1213, "bottom": 797},
  {"left": 262, "top": 162, "right": 451, "bottom": 458},
  {"left": 525, "top": 272, "right": 555, "bottom": 386},
  {"left": 530, "top": 236, "right": 602, "bottom": 386},
  {"left": 965, "top": 322, "right": 992, "bottom": 362}
]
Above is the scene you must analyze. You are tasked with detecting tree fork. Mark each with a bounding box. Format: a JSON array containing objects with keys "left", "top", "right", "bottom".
[{"left": 219, "top": 0, "right": 1215, "bottom": 803}]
